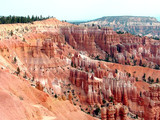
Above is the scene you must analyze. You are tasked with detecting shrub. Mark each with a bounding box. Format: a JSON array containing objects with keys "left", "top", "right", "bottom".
[
  {"left": 151, "top": 79, "right": 154, "bottom": 83},
  {"left": 95, "top": 55, "right": 100, "bottom": 60},
  {"left": 94, "top": 107, "right": 100, "bottom": 115},
  {"left": 81, "top": 108, "right": 84, "bottom": 112},
  {"left": 143, "top": 79, "right": 146, "bottom": 82},
  {"left": 71, "top": 62, "right": 73, "bottom": 67},
  {"left": 142, "top": 64, "right": 146, "bottom": 67},
  {"left": 22, "top": 38, "right": 26, "bottom": 42},
  {"left": 23, "top": 72, "right": 27, "bottom": 79},
  {"left": 13, "top": 57, "right": 17, "bottom": 63},
  {"left": 102, "top": 99, "right": 106, "bottom": 104},
  {"left": 109, "top": 96, "right": 114, "bottom": 102},
  {"left": 116, "top": 31, "right": 124, "bottom": 34},
  {"left": 10, "top": 30, "right": 13, "bottom": 36},
  {"left": 54, "top": 94, "right": 58, "bottom": 98},
  {"left": 155, "top": 65, "right": 159, "bottom": 70},
  {"left": 19, "top": 96, "right": 24, "bottom": 100},
  {"left": 31, "top": 77, "right": 34, "bottom": 82},
  {"left": 152, "top": 37, "right": 160, "bottom": 40},
  {"left": 105, "top": 55, "right": 109, "bottom": 62}
]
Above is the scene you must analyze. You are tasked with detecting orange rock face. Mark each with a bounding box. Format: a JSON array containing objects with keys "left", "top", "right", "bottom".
[
  {"left": 61, "top": 26, "right": 160, "bottom": 70},
  {"left": 69, "top": 52, "right": 160, "bottom": 119},
  {"left": 0, "top": 18, "right": 159, "bottom": 120}
]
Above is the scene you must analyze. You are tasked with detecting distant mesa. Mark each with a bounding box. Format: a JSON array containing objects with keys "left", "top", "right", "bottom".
[{"left": 79, "top": 16, "right": 160, "bottom": 38}]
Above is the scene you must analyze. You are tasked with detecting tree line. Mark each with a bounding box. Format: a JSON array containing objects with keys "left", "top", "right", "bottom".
[{"left": 0, "top": 15, "right": 53, "bottom": 24}]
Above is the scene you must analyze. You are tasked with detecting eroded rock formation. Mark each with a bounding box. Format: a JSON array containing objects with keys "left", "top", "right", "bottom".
[
  {"left": 0, "top": 18, "right": 159, "bottom": 120},
  {"left": 69, "top": 53, "right": 160, "bottom": 120}
]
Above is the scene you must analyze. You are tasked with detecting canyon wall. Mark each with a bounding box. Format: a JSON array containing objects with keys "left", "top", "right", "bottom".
[
  {"left": 70, "top": 53, "right": 160, "bottom": 120},
  {"left": 61, "top": 26, "right": 160, "bottom": 72},
  {"left": 0, "top": 18, "right": 159, "bottom": 120}
]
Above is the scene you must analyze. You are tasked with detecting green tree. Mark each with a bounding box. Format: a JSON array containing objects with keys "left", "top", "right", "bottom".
[
  {"left": 148, "top": 76, "right": 151, "bottom": 83},
  {"left": 139, "top": 59, "right": 142, "bottom": 66},
  {"left": 143, "top": 73, "right": 146, "bottom": 79},
  {"left": 97, "top": 25, "right": 101, "bottom": 29},
  {"left": 10, "top": 30, "right": 13, "bottom": 36},
  {"left": 23, "top": 72, "right": 27, "bottom": 79},
  {"left": 115, "top": 69, "right": 118, "bottom": 73},
  {"left": 128, "top": 73, "right": 131, "bottom": 77},
  {"left": 142, "top": 73, "right": 146, "bottom": 82},
  {"left": 27, "top": 15, "right": 31, "bottom": 22},
  {"left": 117, "top": 45, "right": 121, "bottom": 52},
  {"left": 133, "top": 60, "right": 137, "bottom": 66},
  {"left": 40, "top": 15, "right": 43, "bottom": 20},
  {"left": 16, "top": 67, "right": 20, "bottom": 76},
  {"left": 13, "top": 57, "right": 17, "bottom": 63},
  {"left": 151, "top": 78, "right": 154, "bottom": 83},
  {"left": 31, "top": 15, "right": 34, "bottom": 21},
  {"left": 156, "top": 78, "right": 159, "bottom": 83}
]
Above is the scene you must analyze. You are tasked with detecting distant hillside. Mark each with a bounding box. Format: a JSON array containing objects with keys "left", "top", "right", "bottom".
[
  {"left": 80, "top": 16, "right": 160, "bottom": 38},
  {"left": 0, "top": 15, "right": 51, "bottom": 24}
]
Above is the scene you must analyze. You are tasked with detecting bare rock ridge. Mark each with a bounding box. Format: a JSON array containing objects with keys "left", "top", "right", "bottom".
[
  {"left": 80, "top": 16, "right": 160, "bottom": 38},
  {"left": 0, "top": 18, "right": 159, "bottom": 120}
]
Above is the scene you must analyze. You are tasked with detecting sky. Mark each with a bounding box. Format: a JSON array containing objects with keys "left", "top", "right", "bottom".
[{"left": 1, "top": 0, "right": 160, "bottom": 21}]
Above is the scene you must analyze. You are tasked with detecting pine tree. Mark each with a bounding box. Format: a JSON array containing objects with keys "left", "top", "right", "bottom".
[{"left": 156, "top": 78, "right": 159, "bottom": 83}]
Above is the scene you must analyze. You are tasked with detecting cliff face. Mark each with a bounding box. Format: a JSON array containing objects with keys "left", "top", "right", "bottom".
[
  {"left": 61, "top": 26, "right": 160, "bottom": 70},
  {"left": 0, "top": 19, "right": 98, "bottom": 120},
  {"left": 80, "top": 16, "right": 160, "bottom": 38},
  {"left": 0, "top": 18, "right": 160, "bottom": 120}
]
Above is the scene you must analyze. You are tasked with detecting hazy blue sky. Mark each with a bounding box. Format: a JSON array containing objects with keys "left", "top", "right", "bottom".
[{"left": 1, "top": 0, "right": 160, "bottom": 20}]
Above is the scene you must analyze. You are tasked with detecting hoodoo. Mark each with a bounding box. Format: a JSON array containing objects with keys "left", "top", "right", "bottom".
[{"left": 0, "top": 17, "right": 159, "bottom": 120}]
